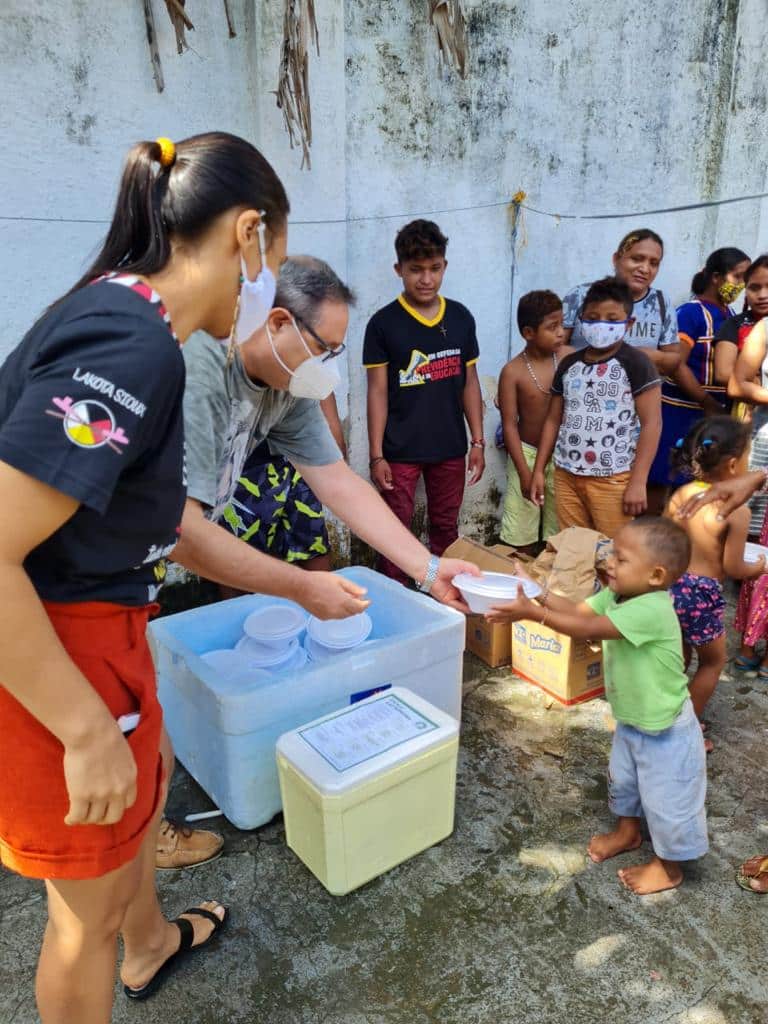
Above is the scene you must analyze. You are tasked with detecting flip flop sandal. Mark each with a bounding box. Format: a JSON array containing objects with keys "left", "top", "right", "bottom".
[
  {"left": 736, "top": 856, "right": 768, "bottom": 894},
  {"left": 733, "top": 654, "right": 761, "bottom": 672},
  {"left": 124, "top": 905, "right": 228, "bottom": 1001},
  {"left": 757, "top": 667, "right": 768, "bottom": 682}
]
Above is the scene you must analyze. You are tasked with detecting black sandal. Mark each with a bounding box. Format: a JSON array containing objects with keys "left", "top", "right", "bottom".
[{"left": 123, "top": 905, "right": 228, "bottom": 1001}]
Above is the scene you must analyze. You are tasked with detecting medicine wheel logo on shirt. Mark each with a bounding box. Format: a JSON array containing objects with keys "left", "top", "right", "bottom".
[{"left": 46, "top": 396, "right": 130, "bottom": 453}]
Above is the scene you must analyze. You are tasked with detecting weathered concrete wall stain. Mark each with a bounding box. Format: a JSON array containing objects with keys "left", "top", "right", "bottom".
[{"left": 1, "top": 0, "right": 767, "bottom": 551}]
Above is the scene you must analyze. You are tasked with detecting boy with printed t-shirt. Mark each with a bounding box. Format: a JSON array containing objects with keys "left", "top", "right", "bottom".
[
  {"left": 486, "top": 517, "right": 708, "bottom": 896},
  {"left": 364, "top": 219, "right": 485, "bottom": 583},
  {"left": 498, "top": 289, "right": 572, "bottom": 554},
  {"left": 530, "top": 277, "right": 662, "bottom": 538}
]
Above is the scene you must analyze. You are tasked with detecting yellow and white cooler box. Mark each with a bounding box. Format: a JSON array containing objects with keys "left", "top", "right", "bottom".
[{"left": 276, "top": 687, "right": 459, "bottom": 895}]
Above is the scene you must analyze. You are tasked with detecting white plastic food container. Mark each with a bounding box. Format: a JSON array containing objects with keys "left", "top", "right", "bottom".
[
  {"left": 236, "top": 634, "right": 301, "bottom": 668},
  {"left": 243, "top": 604, "right": 308, "bottom": 648},
  {"left": 452, "top": 571, "right": 541, "bottom": 614},
  {"left": 307, "top": 612, "right": 373, "bottom": 650}
]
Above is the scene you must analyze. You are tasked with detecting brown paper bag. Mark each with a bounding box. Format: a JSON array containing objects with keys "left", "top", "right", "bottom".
[{"left": 526, "top": 527, "right": 609, "bottom": 601}]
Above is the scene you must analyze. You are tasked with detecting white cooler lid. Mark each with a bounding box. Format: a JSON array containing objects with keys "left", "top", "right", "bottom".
[{"left": 276, "top": 687, "right": 459, "bottom": 795}]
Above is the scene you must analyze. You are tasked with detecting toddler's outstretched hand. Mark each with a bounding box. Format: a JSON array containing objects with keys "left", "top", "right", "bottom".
[{"left": 485, "top": 583, "right": 540, "bottom": 624}]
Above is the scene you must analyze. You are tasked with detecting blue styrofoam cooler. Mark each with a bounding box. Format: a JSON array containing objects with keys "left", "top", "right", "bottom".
[{"left": 150, "top": 567, "right": 465, "bottom": 829}]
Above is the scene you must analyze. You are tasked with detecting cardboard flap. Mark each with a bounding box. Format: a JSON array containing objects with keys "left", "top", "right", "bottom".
[{"left": 444, "top": 537, "right": 524, "bottom": 574}]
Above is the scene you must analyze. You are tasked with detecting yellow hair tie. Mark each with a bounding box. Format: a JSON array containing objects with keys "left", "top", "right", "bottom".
[{"left": 155, "top": 137, "right": 176, "bottom": 169}]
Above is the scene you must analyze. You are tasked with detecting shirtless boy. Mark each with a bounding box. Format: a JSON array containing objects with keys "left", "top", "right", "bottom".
[{"left": 498, "top": 291, "right": 571, "bottom": 553}]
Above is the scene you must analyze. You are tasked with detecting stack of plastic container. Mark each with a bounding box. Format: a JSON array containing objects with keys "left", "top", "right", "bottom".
[{"left": 201, "top": 605, "right": 375, "bottom": 675}]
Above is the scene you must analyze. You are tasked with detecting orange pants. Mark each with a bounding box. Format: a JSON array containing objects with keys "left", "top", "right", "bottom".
[
  {"left": 0, "top": 601, "right": 163, "bottom": 880},
  {"left": 554, "top": 468, "right": 633, "bottom": 539}
]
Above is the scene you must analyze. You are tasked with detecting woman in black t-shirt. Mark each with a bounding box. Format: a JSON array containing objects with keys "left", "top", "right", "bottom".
[{"left": 0, "top": 134, "right": 289, "bottom": 1018}]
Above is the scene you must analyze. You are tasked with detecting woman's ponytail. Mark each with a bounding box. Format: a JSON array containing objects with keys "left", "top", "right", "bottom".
[
  {"left": 66, "top": 132, "right": 289, "bottom": 296},
  {"left": 71, "top": 141, "right": 172, "bottom": 291}
]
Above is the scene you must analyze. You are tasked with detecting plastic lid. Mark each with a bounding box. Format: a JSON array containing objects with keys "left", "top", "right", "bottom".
[
  {"left": 307, "top": 611, "right": 373, "bottom": 650},
  {"left": 243, "top": 604, "right": 308, "bottom": 644},
  {"left": 236, "top": 635, "right": 300, "bottom": 668},
  {"left": 452, "top": 571, "right": 541, "bottom": 600}
]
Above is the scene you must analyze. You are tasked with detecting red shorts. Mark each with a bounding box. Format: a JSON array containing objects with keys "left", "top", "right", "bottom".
[{"left": 0, "top": 601, "right": 164, "bottom": 880}]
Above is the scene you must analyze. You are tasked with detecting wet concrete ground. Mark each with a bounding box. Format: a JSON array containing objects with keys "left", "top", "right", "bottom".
[{"left": 1, "top": 610, "right": 767, "bottom": 1023}]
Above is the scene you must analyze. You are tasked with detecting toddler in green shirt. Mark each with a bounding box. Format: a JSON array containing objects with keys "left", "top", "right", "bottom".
[{"left": 487, "top": 517, "right": 708, "bottom": 895}]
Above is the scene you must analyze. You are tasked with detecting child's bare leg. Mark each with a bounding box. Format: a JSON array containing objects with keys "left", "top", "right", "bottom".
[
  {"left": 618, "top": 856, "right": 683, "bottom": 895},
  {"left": 588, "top": 816, "right": 642, "bottom": 863},
  {"left": 687, "top": 636, "right": 726, "bottom": 739}
]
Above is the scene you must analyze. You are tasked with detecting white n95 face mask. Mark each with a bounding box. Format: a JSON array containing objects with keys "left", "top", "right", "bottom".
[
  {"left": 267, "top": 319, "right": 341, "bottom": 400},
  {"left": 232, "top": 215, "right": 276, "bottom": 345},
  {"left": 580, "top": 319, "right": 628, "bottom": 350}
]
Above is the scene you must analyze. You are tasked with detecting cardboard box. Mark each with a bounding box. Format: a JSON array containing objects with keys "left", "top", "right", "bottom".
[
  {"left": 510, "top": 620, "right": 604, "bottom": 705},
  {"left": 447, "top": 532, "right": 605, "bottom": 703},
  {"left": 444, "top": 537, "right": 521, "bottom": 667}
]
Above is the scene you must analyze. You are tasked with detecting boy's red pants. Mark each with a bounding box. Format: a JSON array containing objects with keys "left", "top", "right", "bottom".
[{"left": 378, "top": 457, "right": 466, "bottom": 585}]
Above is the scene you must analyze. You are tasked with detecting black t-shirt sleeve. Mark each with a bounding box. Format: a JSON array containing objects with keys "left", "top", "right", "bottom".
[
  {"left": 551, "top": 351, "right": 579, "bottom": 395},
  {"left": 362, "top": 315, "right": 390, "bottom": 367},
  {"left": 0, "top": 310, "right": 181, "bottom": 515},
  {"left": 621, "top": 345, "right": 661, "bottom": 395},
  {"left": 463, "top": 309, "right": 480, "bottom": 364},
  {"left": 714, "top": 317, "right": 740, "bottom": 344}
]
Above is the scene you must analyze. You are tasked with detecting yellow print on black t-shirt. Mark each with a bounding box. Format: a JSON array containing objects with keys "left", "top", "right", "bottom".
[{"left": 399, "top": 347, "right": 462, "bottom": 388}]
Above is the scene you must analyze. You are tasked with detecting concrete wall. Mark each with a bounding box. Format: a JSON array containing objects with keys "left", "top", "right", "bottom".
[{"left": 2, "top": 0, "right": 767, "bottom": 547}]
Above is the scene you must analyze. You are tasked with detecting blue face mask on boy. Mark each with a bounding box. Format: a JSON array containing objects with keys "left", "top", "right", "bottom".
[{"left": 581, "top": 319, "right": 628, "bottom": 350}]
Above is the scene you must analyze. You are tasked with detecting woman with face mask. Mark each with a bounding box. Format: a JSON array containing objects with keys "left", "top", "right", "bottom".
[
  {"left": 647, "top": 247, "right": 750, "bottom": 507},
  {"left": 177, "top": 255, "right": 480, "bottom": 623},
  {"left": 0, "top": 132, "right": 290, "bottom": 1020}
]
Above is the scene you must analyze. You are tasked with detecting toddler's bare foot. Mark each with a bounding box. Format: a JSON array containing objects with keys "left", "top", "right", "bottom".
[
  {"left": 618, "top": 857, "right": 683, "bottom": 895},
  {"left": 588, "top": 824, "right": 642, "bottom": 863}
]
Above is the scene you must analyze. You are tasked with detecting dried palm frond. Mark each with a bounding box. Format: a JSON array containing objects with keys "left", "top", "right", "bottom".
[
  {"left": 164, "top": 0, "right": 194, "bottom": 55},
  {"left": 428, "top": 0, "right": 469, "bottom": 78},
  {"left": 223, "top": 0, "right": 237, "bottom": 38},
  {"left": 142, "top": 0, "right": 164, "bottom": 92},
  {"left": 275, "top": 0, "right": 320, "bottom": 170}
]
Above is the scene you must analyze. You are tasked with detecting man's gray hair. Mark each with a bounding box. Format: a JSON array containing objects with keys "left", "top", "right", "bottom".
[{"left": 274, "top": 255, "right": 356, "bottom": 329}]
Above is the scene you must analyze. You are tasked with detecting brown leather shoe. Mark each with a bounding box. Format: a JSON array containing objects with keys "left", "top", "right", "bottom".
[{"left": 155, "top": 818, "right": 224, "bottom": 870}]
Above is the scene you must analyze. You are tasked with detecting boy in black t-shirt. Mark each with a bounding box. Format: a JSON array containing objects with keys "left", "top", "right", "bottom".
[{"left": 363, "top": 220, "right": 485, "bottom": 583}]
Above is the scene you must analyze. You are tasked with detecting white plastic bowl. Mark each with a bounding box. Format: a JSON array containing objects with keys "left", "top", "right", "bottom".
[
  {"left": 306, "top": 612, "right": 373, "bottom": 650},
  {"left": 236, "top": 635, "right": 300, "bottom": 668},
  {"left": 452, "top": 571, "right": 542, "bottom": 614},
  {"left": 744, "top": 542, "right": 768, "bottom": 566},
  {"left": 243, "top": 603, "right": 308, "bottom": 647}
]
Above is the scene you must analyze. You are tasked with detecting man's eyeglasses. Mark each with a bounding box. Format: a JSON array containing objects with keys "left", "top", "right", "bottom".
[{"left": 296, "top": 316, "right": 346, "bottom": 362}]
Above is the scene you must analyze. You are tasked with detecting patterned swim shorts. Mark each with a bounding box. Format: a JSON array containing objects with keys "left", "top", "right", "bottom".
[
  {"left": 221, "top": 452, "right": 329, "bottom": 564},
  {"left": 670, "top": 571, "right": 725, "bottom": 647}
]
